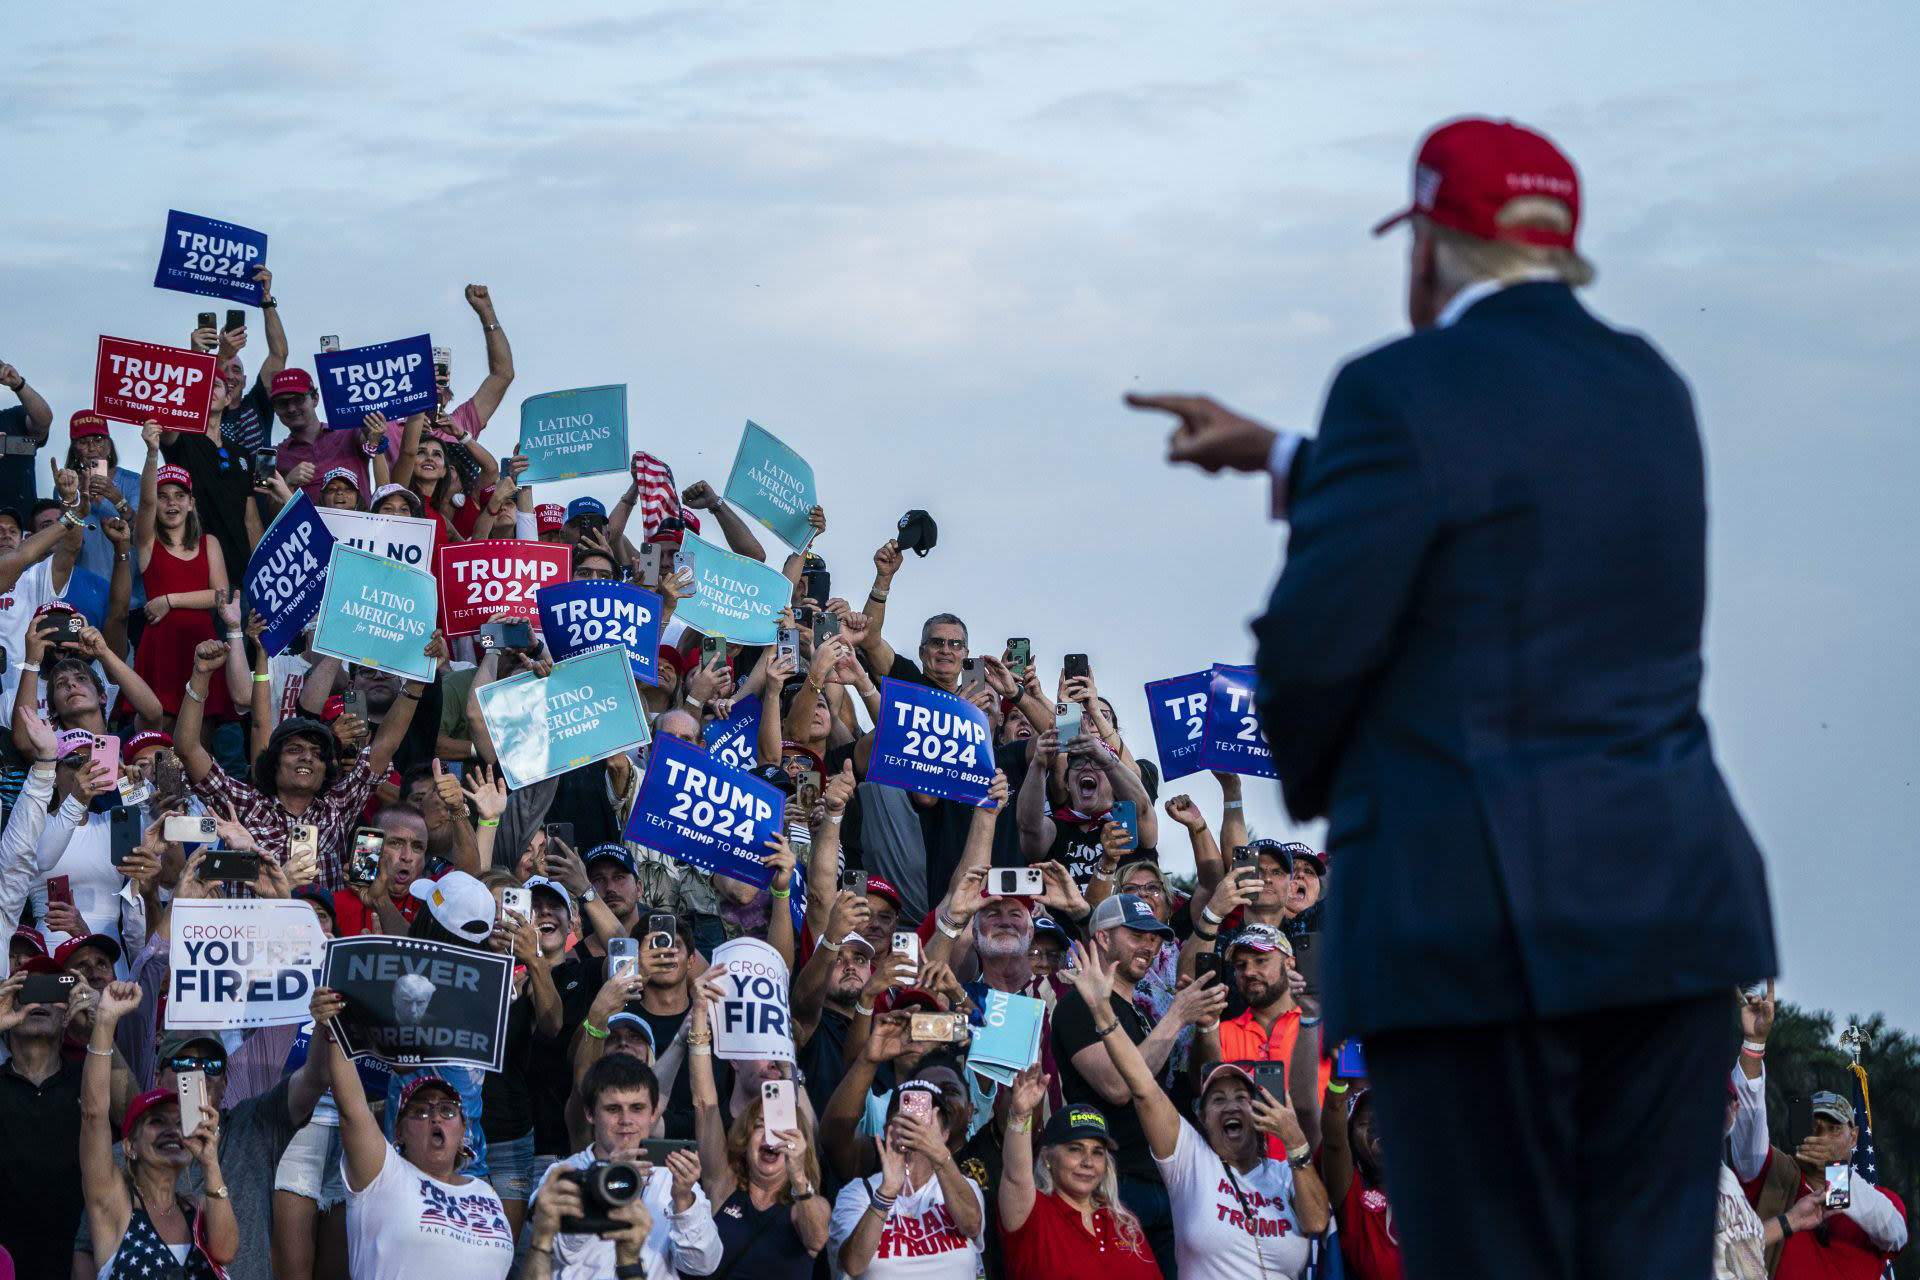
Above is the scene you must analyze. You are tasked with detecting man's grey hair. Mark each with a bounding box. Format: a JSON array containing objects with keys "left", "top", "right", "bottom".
[{"left": 919, "top": 613, "right": 968, "bottom": 646}]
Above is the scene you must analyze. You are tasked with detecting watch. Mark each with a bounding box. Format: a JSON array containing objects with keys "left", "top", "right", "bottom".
[
  {"left": 577, "top": 887, "right": 597, "bottom": 903},
  {"left": 1288, "top": 1151, "right": 1313, "bottom": 1170}
]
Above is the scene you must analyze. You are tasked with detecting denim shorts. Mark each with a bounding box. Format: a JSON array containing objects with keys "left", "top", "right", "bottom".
[
  {"left": 274, "top": 1119, "right": 346, "bottom": 1209},
  {"left": 487, "top": 1132, "right": 537, "bottom": 1204}
]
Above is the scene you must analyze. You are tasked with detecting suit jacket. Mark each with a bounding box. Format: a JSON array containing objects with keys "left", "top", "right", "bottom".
[{"left": 1254, "top": 282, "right": 1774, "bottom": 1038}]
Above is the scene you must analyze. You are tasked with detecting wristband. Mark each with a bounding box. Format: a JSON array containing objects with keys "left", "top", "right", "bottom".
[
  {"left": 1741, "top": 1040, "right": 1767, "bottom": 1055},
  {"left": 1300, "top": 1014, "right": 1322, "bottom": 1028},
  {"left": 1192, "top": 927, "right": 1218, "bottom": 941},
  {"left": 252, "top": 673, "right": 269, "bottom": 683},
  {"left": 1092, "top": 1020, "right": 1120, "bottom": 1039},
  {"left": 1777, "top": 1216, "right": 1794, "bottom": 1241},
  {"left": 936, "top": 915, "right": 963, "bottom": 939},
  {"left": 17, "top": 661, "right": 38, "bottom": 674},
  {"left": 615, "top": 1264, "right": 647, "bottom": 1280},
  {"left": 261, "top": 296, "right": 278, "bottom": 309},
  {"left": 868, "top": 589, "right": 889, "bottom": 602},
  {"left": 855, "top": 1001, "right": 874, "bottom": 1017},
  {"left": 828, "top": 813, "right": 844, "bottom": 825},
  {"left": 183, "top": 685, "right": 207, "bottom": 703},
  {"left": 1326, "top": 1081, "right": 1349, "bottom": 1095},
  {"left": 226, "top": 630, "right": 243, "bottom": 641},
  {"left": 478, "top": 818, "right": 500, "bottom": 828},
  {"left": 1201, "top": 906, "right": 1224, "bottom": 926},
  {"left": 820, "top": 936, "right": 841, "bottom": 953},
  {"left": 689, "top": 1045, "right": 712, "bottom": 1057},
  {"left": 1009, "top": 1115, "right": 1033, "bottom": 1133},
  {"left": 1223, "top": 800, "right": 1244, "bottom": 810},
  {"left": 770, "top": 887, "right": 790, "bottom": 899},
  {"left": 1091, "top": 868, "right": 1113, "bottom": 884},
  {"left": 582, "top": 1018, "right": 609, "bottom": 1040},
  {"left": 1287, "top": 1146, "right": 1312, "bottom": 1169},
  {"left": 484, "top": 322, "right": 502, "bottom": 333},
  {"left": 85, "top": 1045, "right": 114, "bottom": 1058}
]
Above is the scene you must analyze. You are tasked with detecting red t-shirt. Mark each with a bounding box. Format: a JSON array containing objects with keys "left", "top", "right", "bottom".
[
  {"left": 331, "top": 883, "right": 426, "bottom": 937},
  {"left": 1000, "top": 1188, "right": 1163, "bottom": 1280},
  {"left": 1742, "top": 1152, "right": 1906, "bottom": 1280},
  {"left": 1337, "top": 1173, "right": 1403, "bottom": 1280}
]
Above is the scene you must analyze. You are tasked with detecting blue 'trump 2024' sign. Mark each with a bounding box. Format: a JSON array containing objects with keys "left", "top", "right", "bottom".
[{"left": 866, "top": 679, "right": 995, "bottom": 807}]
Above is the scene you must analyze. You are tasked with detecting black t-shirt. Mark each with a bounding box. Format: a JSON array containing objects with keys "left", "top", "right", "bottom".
[
  {"left": 1051, "top": 986, "right": 1159, "bottom": 1184},
  {"left": 1045, "top": 818, "right": 1110, "bottom": 890},
  {"left": 530, "top": 952, "right": 600, "bottom": 1155},
  {"left": 223, "top": 379, "right": 272, "bottom": 455},
  {"left": 0, "top": 1056, "right": 84, "bottom": 1279},
  {"left": 161, "top": 428, "right": 259, "bottom": 599},
  {"left": 711, "top": 1187, "right": 815, "bottom": 1280},
  {"left": 0, "top": 405, "right": 39, "bottom": 518},
  {"left": 795, "top": 1005, "right": 851, "bottom": 1118},
  {"left": 481, "top": 981, "right": 536, "bottom": 1141},
  {"left": 637, "top": 1002, "right": 694, "bottom": 1138}
]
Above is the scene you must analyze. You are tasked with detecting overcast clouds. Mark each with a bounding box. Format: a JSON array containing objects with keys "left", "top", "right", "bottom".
[{"left": 5, "top": 1, "right": 1915, "bottom": 1029}]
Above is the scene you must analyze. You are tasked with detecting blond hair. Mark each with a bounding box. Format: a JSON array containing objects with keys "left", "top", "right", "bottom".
[
  {"left": 1034, "top": 1144, "right": 1148, "bottom": 1259},
  {"left": 1419, "top": 196, "right": 1595, "bottom": 291}
]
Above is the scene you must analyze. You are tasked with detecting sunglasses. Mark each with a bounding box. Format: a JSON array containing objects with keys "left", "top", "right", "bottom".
[
  {"left": 922, "top": 637, "right": 968, "bottom": 651},
  {"left": 165, "top": 1055, "right": 226, "bottom": 1077}
]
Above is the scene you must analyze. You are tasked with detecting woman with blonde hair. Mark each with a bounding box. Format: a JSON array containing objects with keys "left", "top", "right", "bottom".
[
  {"left": 998, "top": 1064, "right": 1159, "bottom": 1279},
  {"left": 687, "top": 968, "right": 830, "bottom": 1276},
  {"left": 82, "top": 980, "right": 236, "bottom": 1278}
]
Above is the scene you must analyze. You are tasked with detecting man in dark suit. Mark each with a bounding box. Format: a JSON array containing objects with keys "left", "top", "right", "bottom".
[{"left": 1129, "top": 117, "right": 1775, "bottom": 1279}]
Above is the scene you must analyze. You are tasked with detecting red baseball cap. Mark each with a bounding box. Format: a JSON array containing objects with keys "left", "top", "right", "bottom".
[
  {"left": 127, "top": 730, "right": 173, "bottom": 760},
  {"left": 10, "top": 927, "right": 47, "bottom": 957},
  {"left": 865, "top": 876, "right": 904, "bottom": 911},
  {"left": 270, "top": 369, "right": 315, "bottom": 399},
  {"left": 122, "top": 1087, "right": 178, "bottom": 1141},
  {"left": 877, "top": 987, "right": 943, "bottom": 1015},
  {"left": 55, "top": 933, "right": 122, "bottom": 968},
  {"left": 535, "top": 503, "right": 565, "bottom": 534},
  {"left": 69, "top": 412, "right": 110, "bottom": 439},
  {"left": 1372, "top": 117, "right": 1581, "bottom": 250},
  {"left": 155, "top": 464, "right": 192, "bottom": 492}
]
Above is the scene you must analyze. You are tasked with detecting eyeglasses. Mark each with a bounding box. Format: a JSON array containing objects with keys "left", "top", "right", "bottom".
[
  {"left": 401, "top": 1102, "right": 463, "bottom": 1123},
  {"left": 1124, "top": 882, "right": 1167, "bottom": 899},
  {"left": 922, "top": 637, "right": 968, "bottom": 651},
  {"left": 165, "top": 1056, "right": 226, "bottom": 1077}
]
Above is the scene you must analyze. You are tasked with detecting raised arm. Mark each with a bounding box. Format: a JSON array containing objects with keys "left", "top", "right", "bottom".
[
  {"left": 251, "top": 267, "right": 288, "bottom": 382},
  {"left": 82, "top": 983, "right": 147, "bottom": 1254},
  {"left": 0, "top": 499, "right": 69, "bottom": 596},
  {"left": 1017, "top": 730, "right": 1061, "bottom": 857},
  {"left": 312, "top": 987, "right": 388, "bottom": 1191},
  {"left": 679, "top": 481, "right": 768, "bottom": 562},
  {"left": 1068, "top": 953, "right": 1203, "bottom": 1160},
  {"left": 176, "top": 642, "right": 228, "bottom": 783},
  {"left": 0, "top": 362, "right": 51, "bottom": 442},
  {"left": 461, "top": 285, "right": 515, "bottom": 425},
  {"left": 996, "top": 1066, "right": 1049, "bottom": 1233},
  {"left": 685, "top": 972, "right": 734, "bottom": 1206},
  {"left": 856, "top": 538, "right": 902, "bottom": 674},
  {"left": 134, "top": 424, "right": 162, "bottom": 574}
]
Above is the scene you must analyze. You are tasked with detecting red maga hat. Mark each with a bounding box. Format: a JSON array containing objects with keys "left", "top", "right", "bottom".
[{"left": 1372, "top": 117, "right": 1581, "bottom": 250}]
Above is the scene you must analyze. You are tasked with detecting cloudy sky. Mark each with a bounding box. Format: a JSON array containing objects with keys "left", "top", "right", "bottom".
[{"left": 6, "top": 2, "right": 1915, "bottom": 1030}]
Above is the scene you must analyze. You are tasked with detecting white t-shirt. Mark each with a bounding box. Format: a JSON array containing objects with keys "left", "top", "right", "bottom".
[
  {"left": 32, "top": 804, "right": 125, "bottom": 958},
  {"left": 1713, "top": 1164, "right": 1767, "bottom": 1280},
  {"left": 828, "top": 1171, "right": 984, "bottom": 1280},
  {"left": 0, "top": 560, "right": 74, "bottom": 708},
  {"left": 344, "top": 1141, "right": 514, "bottom": 1280},
  {"left": 1157, "top": 1121, "right": 1313, "bottom": 1280}
]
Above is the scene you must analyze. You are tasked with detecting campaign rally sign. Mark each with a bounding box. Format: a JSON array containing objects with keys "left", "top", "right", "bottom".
[
  {"left": 311, "top": 545, "right": 438, "bottom": 681},
  {"left": 324, "top": 936, "right": 513, "bottom": 1072},
  {"left": 536, "top": 580, "right": 661, "bottom": 684},
  {"left": 436, "top": 539, "right": 570, "bottom": 636},
  {"left": 968, "top": 989, "right": 1046, "bottom": 1087},
  {"left": 317, "top": 508, "right": 436, "bottom": 571},
  {"left": 626, "top": 733, "right": 781, "bottom": 884},
  {"left": 315, "top": 334, "right": 435, "bottom": 427},
  {"left": 710, "top": 937, "right": 794, "bottom": 1063},
  {"left": 474, "top": 644, "right": 651, "bottom": 790},
  {"left": 517, "top": 384, "right": 629, "bottom": 485},
  {"left": 867, "top": 678, "right": 995, "bottom": 806},
  {"left": 245, "top": 493, "right": 335, "bottom": 656},
  {"left": 722, "top": 420, "right": 817, "bottom": 550},
  {"left": 1199, "top": 663, "right": 1277, "bottom": 779},
  {"left": 153, "top": 210, "right": 268, "bottom": 305},
  {"left": 1145, "top": 669, "right": 1212, "bottom": 782},
  {"left": 704, "top": 694, "right": 762, "bottom": 770},
  {"left": 166, "top": 901, "right": 327, "bottom": 1031},
  {"left": 668, "top": 533, "right": 788, "bottom": 646},
  {"left": 94, "top": 336, "right": 218, "bottom": 433}
]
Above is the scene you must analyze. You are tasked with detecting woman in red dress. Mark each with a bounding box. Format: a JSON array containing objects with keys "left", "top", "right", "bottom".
[{"left": 133, "top": 423, "right": 233, "bottom": 725}]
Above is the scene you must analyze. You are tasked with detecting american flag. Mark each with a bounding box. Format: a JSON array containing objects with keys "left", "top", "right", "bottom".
[
  {"left": 632, "top": 450, "right": 680, "bottom": 537},
  {"left": 1849, "top": 1062, "right": 1895, "bottom": 1280}
]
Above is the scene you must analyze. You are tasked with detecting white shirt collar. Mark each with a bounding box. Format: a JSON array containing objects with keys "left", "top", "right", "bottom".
[{"left": 1435, "top": 270, "right": 1560, "bottom": 329}]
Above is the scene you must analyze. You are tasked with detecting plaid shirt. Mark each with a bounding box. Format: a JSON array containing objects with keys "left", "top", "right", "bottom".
[{"left": 189, "top": 748, "right": 379, "bottom": 891}]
